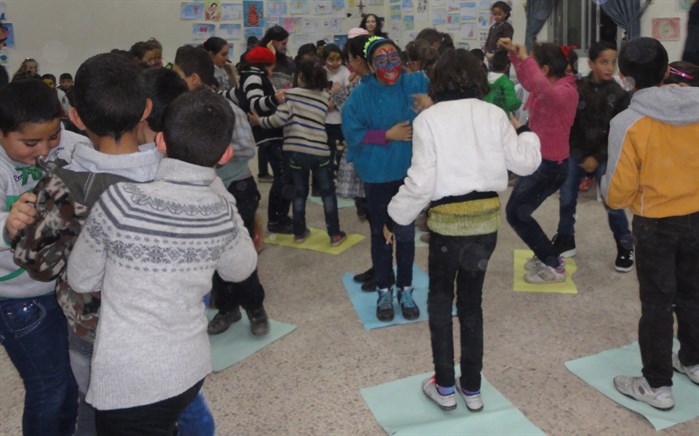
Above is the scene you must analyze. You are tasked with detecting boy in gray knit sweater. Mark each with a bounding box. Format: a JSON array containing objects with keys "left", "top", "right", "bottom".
[{"left": 66, "top": 88, "right": 257, "bottom": 433}]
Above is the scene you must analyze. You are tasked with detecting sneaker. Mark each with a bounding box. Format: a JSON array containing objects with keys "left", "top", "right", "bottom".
[
  {"left": 376, "top": 289, "right": 394, "bottom": 322},
  {"left": 207, "top": 307, "right": 242, "bottom": 335},
  {"left": 267, "top": 220, "right": 294, "bottom": 234},
  {"left": 246, "top": 307, "right": 270, "bottom": 336},
  {"left": 672, "top": 353, "right": 699, "bottom": 385},
  {"left": 294, "top": 229, "right": 310, "bottom": 243},
  {"left": 613, "top": 376, "right": 674, "bottom": 410},
  {"left": 330, "top": 231, "right": 347, "bottom": 247},
  {"left": 579, "top": 176, "right": 594, "bottom": 192},
  {"left": 353, "top": 267, "right": 374, "bottom": 283},
  {"left": 398, "top": 287, "right": 420, "bottom": 320},
  {"left": 614, "top": 240, "right": 634, "bottom": 273},
  {"left": 524, "top": 256, "right": 544, "bottom": 271},
  {"left": 551, "top": 233, "right": 576, "bottom": 258},
  {"left": 524, "top": 258, "right": 566, "bottom": 284},
  {"left": 456, "top": 379, "right": 484, "bottom": 412},
  {"left": 421, "top": 376, "right": 456, "bottom": 411}
]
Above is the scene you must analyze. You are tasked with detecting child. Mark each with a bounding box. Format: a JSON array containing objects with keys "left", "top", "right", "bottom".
[
  {"left": 602, "top": 37, "right": 699, "bottom": 411},
  {"left": 484, "top": 2, "right": 514, "bottom": 58},
  {"left": 172, "top": 45, "right": 271, "bottom": 337},
  {"left": 1, "top": 79, "right": 79, "bottom": 436},
  {"left": 498, "top": 38, "right": 578, "bottom": 284},
  {"left": 236, "top": 46, "right": 292, "bottom": 234},
  {"left": 483, "top": 50, "right": 521, "bottom": 115},
  {"left": 323, "top": 43, "right": 350, "bottom": 172},
  {"left": 249, "top": 60, "right": 347, "bottom": 246},
  {"left": 387, "top": 47, "right": 540, "bottom": 412},
  {"left": 13, "top": 53, "right": 163, "bottom": 435},
  {"left": 405, "top": 39, "right": 439, "bottom": 75},
  {"left": 342, "top": 36, "right": 428, "bottom": 320},
  {"left": 66, "top": 87, "right": 257, "bottom": 433},
  {"left": 553, "top": 41, "right": 633, "bottom": 271}
]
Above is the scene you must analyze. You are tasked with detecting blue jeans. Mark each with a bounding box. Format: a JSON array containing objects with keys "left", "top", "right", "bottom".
[
  {"left": 506, "top": 159, "right": 568, "bottom": 268},
  {"left": 364, "top": 180, "right": 415, "bottom": 289},
  {"left": 557, "top": 157, "right": 631, "bottom": 243},
  {"left": 177, "top": 390, "right": 216, "bottom": 436},
  {"left": 0, "top": 293, "right": 78, "bottom": 436},
  {"left": 287, "top": 152, "right": 341, "bottom": 238}
]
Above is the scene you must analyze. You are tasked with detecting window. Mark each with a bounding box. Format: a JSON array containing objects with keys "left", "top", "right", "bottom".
[{"left": 551, "top": 0, "right": 617, "bottom": 51}]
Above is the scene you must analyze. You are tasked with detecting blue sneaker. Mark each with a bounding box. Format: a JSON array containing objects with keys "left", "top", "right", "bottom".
[
  {"left": 376, "top": 289, "right": 394, "bottom": 322},
  {"left": 398, "top": 287, "right": 420, "bottom": 320}
]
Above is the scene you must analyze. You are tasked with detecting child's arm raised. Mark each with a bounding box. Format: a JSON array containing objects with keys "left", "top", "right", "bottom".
[{"left": 498, "top": 38, "right": 551, "bottom": 95}]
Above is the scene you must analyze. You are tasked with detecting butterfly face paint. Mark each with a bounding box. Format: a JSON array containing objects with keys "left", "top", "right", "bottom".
[{"left": 371, "top": 44, "right": 402, "bottom": 85}]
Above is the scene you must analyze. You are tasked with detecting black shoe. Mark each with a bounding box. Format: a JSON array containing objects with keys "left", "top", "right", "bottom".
[
  {"left": 207, "top": 307, "right": 242, "bottom": 335},
  {"left": 398, "top": 288, "right": 420, "bottom": 320},
  {"left": 615, "top": 240, "right": 634, "bottom": 273},
  {"left": 376, "top": 289, "right": 394, "bottom": 322},
  {"left": 246, "top": 307, "right": 270, "bottom": 336},
  {"left": 361, "top": 272, "right": 395, "bottom": 292},
  {"left": 267, "top": 220, "right": 294, "bottom": 234},
  {"left": 551, "top": 233, "right": 576, "bottom": 257},
  {"left": 353, "top": 267, "right": 374, "bottom": 283}
]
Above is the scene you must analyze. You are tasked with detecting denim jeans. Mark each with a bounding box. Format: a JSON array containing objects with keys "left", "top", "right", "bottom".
[
  {"left": 95, "top": 379, "right": 204, "bottom": 435},
  {"left": 68, "top": 330, "right": 96, "bottom": 436},
  {"left": 506, "top": 159, "right": 568, "bottom": 268},
  {"left": 428, "top": 232, "right": 497, "bottom": 391},
  {"left": 176, "top": 390, "right": 215, "bottom": 436},
  {"left": 557, "top": 157, "right": 631, "bottom": 243},
  {"left": 266, "top": 140, "right": 292, "bottom": 225},
  {"left": 633, "top": 212, "right": 699, "bottom": 388},
  {"left": 0, "top": 293, "right": 78, "bottom": 436},
  {"left": 364, "top": 180, "right": 415, "bottom": 289},
  {"left": 287, "top": 151, "right": 341, "bottom": 238},
  {"left": 212, "top": 176, "right": 265, "bottom": 313}
]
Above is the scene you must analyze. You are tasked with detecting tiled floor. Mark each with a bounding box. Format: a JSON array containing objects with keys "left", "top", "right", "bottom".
[{"left": 1, "top": 182, "right": 697, "bottom": 435}]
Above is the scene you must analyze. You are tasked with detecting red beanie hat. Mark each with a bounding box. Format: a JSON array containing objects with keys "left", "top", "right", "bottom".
[{"left": 245, "top": 47, "right": 276, "bottom": 65}]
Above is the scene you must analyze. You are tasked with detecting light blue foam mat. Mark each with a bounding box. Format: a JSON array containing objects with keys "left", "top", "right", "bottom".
[
  {"left": 360, "top": 370, "right": 544, "bottom": 435},
  {"left": 565, "top": 341, "right": 699, "bottom": 431},
  {"left": 207, "top": 309, "right": 296, "bottom": 372},
  {"left": 309, "top": 194, "right": 355, "bottom": 208},
  {"left": 342, "top": 264, "right": 455, "bottom": 330}
]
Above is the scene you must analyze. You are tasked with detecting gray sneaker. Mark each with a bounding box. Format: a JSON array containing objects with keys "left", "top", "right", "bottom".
[
  {"left": 613, "top": 375, "right": 675, "bottom": 410},
  {"left": 524, "top": 256, "right": 544, "bottom": 271},
  {"left": 524, "top": 258, "right": 566, "bottom": 284},
  {"left": 456, "top": 378, "right": 484, "bottom": 412},
  {"left": 421, "top": 376, "right": 456, "bottom": 411},
  {"left": 672, "top": 353, "right": 699, "bottom": 385}
]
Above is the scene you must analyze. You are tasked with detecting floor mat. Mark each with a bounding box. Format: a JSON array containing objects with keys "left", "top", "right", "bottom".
[
  {"left": 513, "top": 249, "right": 578, "bottom": 294},
  {"left": 265, "top": 227, "right": 364, "bottom": 255}
]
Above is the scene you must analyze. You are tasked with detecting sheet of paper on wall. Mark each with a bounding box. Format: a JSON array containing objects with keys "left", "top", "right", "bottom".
[
  {"left": 461, "top": 1, "right": 477, "bottom": 21},
  {"left": 221, "top": 3, "right": 243, "bottom": 21},
  {"left": 290, "top": 0, "right": 310, "bottom": 15},
  {"left": 404, "top": 15, "right": 415, "bottom": 30},
  {"left": 314, "top": 1, "right": 333, "bottom": 15},
  {"left": 402, "top": 0, "right": 414, "bottom": 12},
  {"left": 447, "top": 12, "right": 461, "bottom": 29},
  {"left": 268, "top": 1, "right": 288, "bottom": 16},
  {"left": 461, "top": 23, "right": 476, "bottom": 40},
  {"left": 266, "top": 16, "right": 281, "bottom": 26},
  {"left": 243, "top": 0, "right": 264, "bottom": 27},
  {"left": 432, "top": 7, "right": 447, "bottom": 26},
  {"left": 282, "top": 17, "right": 301, "bottom": 33},
  {"left": 205, "top": 0, "right": 221, "bottom": 21},
  {"left": 181, "top": 2, "right": 204, "bottom": 20},
  {"left": 219, "top": 23, "right": 242, "bottom": 40},
  {"left": 192, "top": 23, "right": 216, "bottom": 41},
  {"left": 302, "top": 17, "right": 320, "bottom": 33}
]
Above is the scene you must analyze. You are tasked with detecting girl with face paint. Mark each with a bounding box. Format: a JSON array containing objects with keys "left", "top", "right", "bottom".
[{"left": 341, "top": 37, "right": 429, "bottom": 322}]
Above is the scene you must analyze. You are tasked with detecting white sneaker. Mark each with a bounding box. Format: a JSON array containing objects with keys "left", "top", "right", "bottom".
[
  {"left": 524, "top": 258, "right": 566, "bottom": 284},
  {"left": 524, "top": 256, "right": 544, "bottom": 271},
  {"left": 456, "top": 378, "right": 484, "bottom": 412},
  {"left": 672, "top": 353, "right": 699, "bottom": 385},
  {"left": 421, "top": 376, "right": 456, "bottom": 411},
  {"left": 613, "top": 375, "right": 675, "bottom": 410}
]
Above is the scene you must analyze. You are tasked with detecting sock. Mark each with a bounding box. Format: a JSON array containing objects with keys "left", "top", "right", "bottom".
[
  {"left": 463, "top": 389, "right": 480, "bottom": 396},
  {"left": 436, "top": 384, "right": 455, "bottom": 396}
]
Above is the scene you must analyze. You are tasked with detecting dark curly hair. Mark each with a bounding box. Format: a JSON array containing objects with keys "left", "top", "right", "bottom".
[{"left": 428, "top": 48, "right": 488, "bottom": 102}]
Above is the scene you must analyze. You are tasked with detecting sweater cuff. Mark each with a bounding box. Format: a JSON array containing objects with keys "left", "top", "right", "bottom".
[
  {"left": 516, "top": 124, "right": 531, "bottom": 134},
  {"left": 361, "top": 130, "right": 388, "bottom": 145}
]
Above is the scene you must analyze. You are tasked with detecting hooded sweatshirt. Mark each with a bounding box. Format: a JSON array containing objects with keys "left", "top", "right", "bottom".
[{"left": 602, "top": 85, "right": 699, "bottom": 218}]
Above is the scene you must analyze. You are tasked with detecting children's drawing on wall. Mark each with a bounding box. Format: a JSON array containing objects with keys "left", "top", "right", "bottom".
[
  {"left": 243, "top": 1, "right": 264, "bottom": 27},
  {"left": 479, "top": 0, "right": 491, "bottom": 10},
  {"left": 219, "top": 23, "right": 242, "bottom": 40},
  {"left": 205, "top": 1, "right": 221, "bottom": 21},
  {"left": 461, "top": 1, "right": 477, "bottom": 21},
  {"left": 268, "top": 1, "right": 288, "bottom": 16},
  {"left": 192, "top": 23, "right": 216, "bottom": 40},
  {"left": 404, "top": 15, "right": 415, "bottom": 30},
  {"left": 290, "top": 0, "right": 310, "bottom": 15},
  {"left": 432, "top": 7, "right": 447, "bottom": 25},
  {"left": 315, "top": 1, "right": 333, "bottom": 14},
  {"left": 283, "top": 17, "right": 301, "bottom": 33},
  {"left": 478, "top": 14, "right": 493, "bottom": 30},
  {"left": 244, "top": 26, "right": 264, "bottom": 41},
  {"left": 447, "top": 12, "right": 461, "bottom": 30},
  {"left": 417, "top": 0, "right": 428, "bottom": 13},
  {"left": 302, "top": 17, "right": 319, "bottom": 33},
  {"left": 221, "top": 3, "right": 243, "bottom": 20},
  {"left": 390, "top": 3, "right": 401, "bottom": 20},
  {"left": 333, "top": 0, "right": 346, "bottom": 13},
  {"left": 402, "top": 0, "right": 414, "bottom": 12},
  {"left": 333, "top": 34, "right": 348, "bottom": 48},
  {"left": 678, "top": 0, "right": 693, "bottom": 10},
  {"left": 1, "top": 22, "right": 14, "bottom": 48},
  {"left": 0, "top": 2, "right": 7, "bottom": 20},
  {"left": 458, "top": 41, "right": 470, "bottom": 50},
  {"left": 652, "top": 17, "right": 681, "bottom": 41},
  {"left": 181, "top": 2, "right": 205, "bottom": 20},
  {"left": 0, "top": 48, "right": 8, "bottom": 65},
  {"left": 461, "top": 22, "right": 476, "bottom": 39},
  {"left": 368, "top": 0, "right": 385, "bottom": 5}
]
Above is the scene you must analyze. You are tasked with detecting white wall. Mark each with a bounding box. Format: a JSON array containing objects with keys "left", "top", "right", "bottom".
[{"left": 1, "top": 0, "right": 691, "bottom": 78}]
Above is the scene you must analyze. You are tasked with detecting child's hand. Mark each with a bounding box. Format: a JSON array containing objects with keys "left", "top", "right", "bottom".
[
  {"left": 331, "top": 82, "right": 343, "bottom": 94},
  {"left": 266, "top": 41, "right": 277, "bottom": 55},
  {"left": 274, "top": 89, "right": 285, "bottom": 104},
  {"left": 383, "top": 224, "right": 394, "bottom": 245},
  {"left": 6, "top": 192, "right": 37, "bottom": 239},
  {"left": 247, "top": 111, "right": 261, "bottom": 126},
  {"left": 412, "top": 94, "right": 433, "bottom": 113},
  {"left": 497, "top": 38, "right": 515, "bottom": 52},
  {"left": 509, "top": 112, "right": 523, "bottom": 129},
  {"left": 386, "top": 121, "right": 413, "bottom": 142}
]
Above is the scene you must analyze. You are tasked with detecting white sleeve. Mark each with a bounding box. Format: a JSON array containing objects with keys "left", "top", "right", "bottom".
[
  {"left": 501, "top": 114, "right": 541, "bottom": 176},
  {"left": 67, "top": 200, "right": 107, "bottom": 294}
]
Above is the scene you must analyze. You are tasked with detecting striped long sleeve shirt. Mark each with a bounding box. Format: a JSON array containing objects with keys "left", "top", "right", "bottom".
[{"left": 258, "top": 87, "right": 331, "bottom": 157}]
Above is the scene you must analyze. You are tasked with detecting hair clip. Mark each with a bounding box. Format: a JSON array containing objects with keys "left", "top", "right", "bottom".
[
  {"left": 560, "top": 45, "right": 577, "bottom": 58},
  {"left": 363, "top": 36, "right": 385, "bottom": 58},
  {"left": 669, "top": 66, "right": 695, "bottom": 80}
]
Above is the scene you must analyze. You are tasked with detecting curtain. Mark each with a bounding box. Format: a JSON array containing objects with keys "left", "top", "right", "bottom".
[
  {"left": 601, "top": 0, "right": 650, "bottom": 40},
  {"left": 525, "top": 0, "right": 555, "bottom": 50}
]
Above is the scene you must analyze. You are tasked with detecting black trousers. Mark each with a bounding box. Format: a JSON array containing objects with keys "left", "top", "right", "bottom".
[
  {"left": 634, "top": 212, "right": 699, "bottom": 387},
  {"left": 427, "top": 231, "right": 497, "bottom": 391},
  {"left": 95, "top": 379, "right": 204, "bottom": 435}
]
